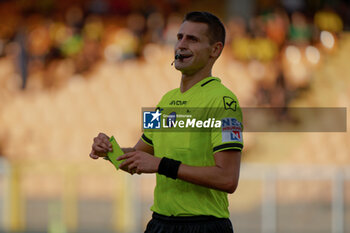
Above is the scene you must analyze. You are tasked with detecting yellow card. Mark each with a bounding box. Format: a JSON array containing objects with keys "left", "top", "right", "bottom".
[{"left": 104, "top": 136, "right": 125, "bottom": 170}]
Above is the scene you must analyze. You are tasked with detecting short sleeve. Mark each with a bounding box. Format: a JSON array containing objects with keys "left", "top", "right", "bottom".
[
  {"left": 211, "top": 95, "right": 244, "bottom": 153},
  {"left": 141, "top": 132, "right": 153, "bottom": 146}
]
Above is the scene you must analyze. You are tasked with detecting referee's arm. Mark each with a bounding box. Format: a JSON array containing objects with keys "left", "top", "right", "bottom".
[
  {"left": 132, "top": 138, "right": 154, "bottom": 155},
  {"left": 177, "top": 150, "right": 241, "bottom": 194},
  {"left": 118, "top": 147, "right": 241, "bottom": 193}
]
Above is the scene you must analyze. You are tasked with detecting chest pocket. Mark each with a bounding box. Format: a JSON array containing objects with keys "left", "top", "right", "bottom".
[
  {"left": 165, "top": 132, "right": 191, "bottom": 150},
  {"left": 153, "top": 131, "right": 190, "bottom": 162},
  {"left": 171, "top": 133, "right": 212, "bottom": 166}
]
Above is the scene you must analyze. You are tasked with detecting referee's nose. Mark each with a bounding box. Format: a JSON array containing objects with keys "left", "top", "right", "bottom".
[{"left": 175, "top": 36, "right": 189, "bottom": 52}]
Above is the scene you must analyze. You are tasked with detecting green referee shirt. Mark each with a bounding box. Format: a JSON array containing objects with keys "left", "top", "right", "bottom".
[{"left": 141, "top": 76, "right": 243, "bottom": 218}]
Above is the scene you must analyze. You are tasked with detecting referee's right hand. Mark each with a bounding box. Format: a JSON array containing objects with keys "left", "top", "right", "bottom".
[{"left": 89, "top": 133, "right": 113, "bottom": 159}]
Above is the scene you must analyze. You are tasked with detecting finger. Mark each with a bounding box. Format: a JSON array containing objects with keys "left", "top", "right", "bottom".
[
  {"left": 119, "top": 158, "right": 135, "bottom": 168},
  {"left": 98, "top": 133, "right": 109, "bottom": 140},
  {"left": 93, "top": 137, "right": 109, "bottom": 148},
  {"left": 102, "top": 138, "right": 112, "bottom": 147},
  {"left": 93, "top": 144, "right": 108, "bottom": 152},
  {"left": 117, "top": 152, "right": 135, "bottom": 161},
  {"left": 90, "top": 148, "right": 106, "bottom": 158},
  {"left": 100, "top": 142, "right": 112, "bottom": 152},
  {"left": 128, "top": 161, "right": 138, "bottom": 171},
  {"left": 89, "top": 152, "right": 99, "bottom": 159},
  {"left": 95, "top": 151, "right": 108, "bottom": 157},
  {"left": 93, "top": 137, "right": 102, "bottom": 144}
]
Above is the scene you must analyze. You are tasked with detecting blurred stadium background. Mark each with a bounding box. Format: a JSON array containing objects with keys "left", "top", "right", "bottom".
[{"left": 0, "top": 0, "right": 349, "bottom": 232}]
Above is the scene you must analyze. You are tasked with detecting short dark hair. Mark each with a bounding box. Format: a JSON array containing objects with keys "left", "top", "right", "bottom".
[{"left": 183, "top": 11, "right": 226, "bottom": 46}]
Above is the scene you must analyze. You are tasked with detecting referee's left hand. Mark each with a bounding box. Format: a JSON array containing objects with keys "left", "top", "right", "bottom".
[{"left": 117, "top": 151, "right": 161, "bottom": 175}]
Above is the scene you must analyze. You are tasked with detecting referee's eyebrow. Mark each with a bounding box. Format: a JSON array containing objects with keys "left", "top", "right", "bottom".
[{"left": 177, "top": 33, "right": 200, "bottom": 42}]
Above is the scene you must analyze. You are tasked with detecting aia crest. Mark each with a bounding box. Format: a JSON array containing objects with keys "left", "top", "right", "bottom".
[{"left": 223, "top": 96, "right": 236, "bottom": 111}]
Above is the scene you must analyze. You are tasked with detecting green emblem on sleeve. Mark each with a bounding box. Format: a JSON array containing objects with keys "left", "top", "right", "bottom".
[{"left": 223, "top": 96, "right": 237, "bottom": 111}]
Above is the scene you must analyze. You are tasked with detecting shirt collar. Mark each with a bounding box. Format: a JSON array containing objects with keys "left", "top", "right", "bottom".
[{"left": 198, "top": 77, "right": 221, "bottom": 87}]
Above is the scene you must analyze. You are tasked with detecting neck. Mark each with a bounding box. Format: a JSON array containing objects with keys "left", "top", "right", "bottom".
[{"left": 180, "top": 66, "right": 212, "bottom": 93}]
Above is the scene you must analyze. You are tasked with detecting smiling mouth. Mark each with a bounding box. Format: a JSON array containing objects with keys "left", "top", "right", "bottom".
[
  {"left": 177, "top": 54, "right": 193, "bottom": 61},
  {"left": 181, "top": 54, "right": 192, "bottom": 59}
]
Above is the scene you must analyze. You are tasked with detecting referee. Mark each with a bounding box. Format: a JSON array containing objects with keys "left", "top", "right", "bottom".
[{"left": 90, "top": 11, "right": 243, "bottom": 233}]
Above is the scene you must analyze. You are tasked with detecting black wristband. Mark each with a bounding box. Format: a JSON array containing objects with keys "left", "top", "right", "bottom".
[{"left": 158, "top": 157, "right": 181, "bottom": 179}]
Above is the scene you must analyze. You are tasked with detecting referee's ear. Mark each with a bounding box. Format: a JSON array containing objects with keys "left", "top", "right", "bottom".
[{"left": 210, "top": 41, "right": 224, "bottom": 59}]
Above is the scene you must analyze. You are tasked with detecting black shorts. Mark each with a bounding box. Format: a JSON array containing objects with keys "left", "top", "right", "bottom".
[{"left": 144, "top": 212, "right": 234, "bottom": 233}]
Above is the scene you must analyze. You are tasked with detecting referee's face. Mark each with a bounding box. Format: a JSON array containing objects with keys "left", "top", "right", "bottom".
[{"left": 174, "top": 21, "right": 213, "bottom": 75}]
